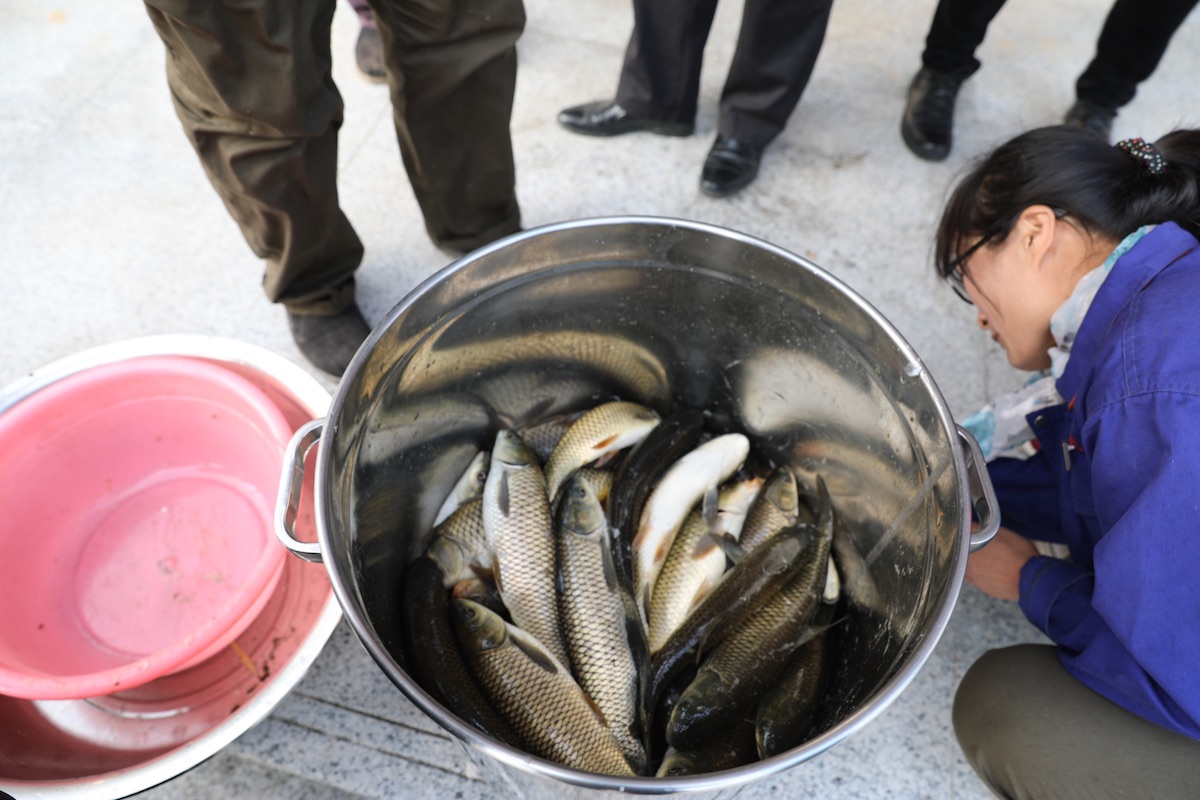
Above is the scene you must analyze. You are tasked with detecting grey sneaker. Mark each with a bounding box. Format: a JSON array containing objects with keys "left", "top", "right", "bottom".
[
  {"left": 355, "top": 25, "right": 386, "bottom": 83},
  {"left": 288, "top": 305, "right": 371, "bottom": 377}
]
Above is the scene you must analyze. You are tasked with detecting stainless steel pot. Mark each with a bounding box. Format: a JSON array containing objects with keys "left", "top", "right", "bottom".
[{"left": 276, "top": 216, "right": 997, "bottom": 798}]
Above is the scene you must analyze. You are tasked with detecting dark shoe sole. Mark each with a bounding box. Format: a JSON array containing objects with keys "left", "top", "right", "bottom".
[{"left": 901, "top": 118, "right": 951, "bottom": 162}]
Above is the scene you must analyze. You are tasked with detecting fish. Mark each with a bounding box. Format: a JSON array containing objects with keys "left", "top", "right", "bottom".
[
  {"left": 648, "top": 524, "right": 820, "bottom": 707},
  {"left": 424, "top": 498, "right": 490, "bottom": 587},
  {"left": 632, "top": 433, "right": 751, "bottom": 617},
  {"left": 647, "top": 476, "right": 763, "bottom": 653},
  {"left": 665, "top": 477, "right": 836, "bottom": 751},
  {"left": 572, "top": 466, "right": 615, "bottom": 507},
  {"left": 543, "top": 401, "right": 661, "bottom": 502},
  {"left": 432, "top": 450, "right": 490, "bottom": 527},
  {"left": 451, "top": 574, "right": 508, "bottom": 620},
  {"left": 449, "top": 598, "right": 636, "bottom": 777},
  {"left": 607, "top": 408, "right": 706, "bottom": 591},
  {"left": 517, "top": 411, "right": 585, "bottom": 463},
  {"left": 482, "top": 429, "right": 571, "bottom": 669},
  {"left": 736, "top": 466, "right": 811, "bottom": 555},
  {"left": 555, "top": 473, "right": 649, "bottom": 773},
  {"left": 400, "top": 556, "right": 520, "bottom": 747},
  {"left": 656, "top": 716, "right": 758, "bottom": 777},
  {"left": 755, "top": 627, "right": 832, "bottom": 759}
]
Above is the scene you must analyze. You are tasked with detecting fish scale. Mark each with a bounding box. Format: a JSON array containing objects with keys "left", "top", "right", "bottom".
[
  {"left": 483, "top": 430, "right": 571, "bottom": 669},
  {"left": 543, "top": 401, "right": 661, "bottom": 501},
  {"left": 556, "top": 475, "right": 648, "bottom": 773},
  {"left": 451, "top": 599, "right": 636, "bottom": 777}
]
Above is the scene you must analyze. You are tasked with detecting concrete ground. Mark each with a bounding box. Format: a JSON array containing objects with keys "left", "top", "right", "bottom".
[{"left": 2, "top": 0, "right": 1196, "bottom": 797}]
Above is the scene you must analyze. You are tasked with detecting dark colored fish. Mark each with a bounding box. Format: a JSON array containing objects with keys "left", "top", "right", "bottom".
[
  {"left": 607, "top": 408, "right": 706, "bottom": 590},
  {"left": 648, "top": 523, "right": 819, "bottom": 708},
  {"left": 656, "top": 716, "right": 758, "bottom": 777},
  {"left": 755, "top": 631, "right": 831, "bottom": 758},
  {"left": 666, "top": 478, "right": 836, "bottom": 751},
  {"left": 424, "top": 498, "right": 490, "bottom": 587},
  {"left": 400, "top": 556, "right": 520, "bottom": 747}
]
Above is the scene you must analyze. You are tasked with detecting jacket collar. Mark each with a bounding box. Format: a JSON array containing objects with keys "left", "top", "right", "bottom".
[{"left": 1058, "top": 222, "right": 1199, "bottom": 401}]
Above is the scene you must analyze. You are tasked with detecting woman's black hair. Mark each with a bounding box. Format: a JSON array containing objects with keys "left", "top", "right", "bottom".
[{"left": 935, "top": 126, "right": 1200, "bottom": 279}]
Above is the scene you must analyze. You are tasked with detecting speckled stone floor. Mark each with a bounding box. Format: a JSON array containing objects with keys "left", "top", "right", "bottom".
[{"left": 2, "top": 0, "right": 1196, "bottom": 796}]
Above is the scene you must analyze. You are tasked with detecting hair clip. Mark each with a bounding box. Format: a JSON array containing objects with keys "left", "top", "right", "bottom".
[{"left": 1116, "top": 137, "right": 1166, "bottom": 175}]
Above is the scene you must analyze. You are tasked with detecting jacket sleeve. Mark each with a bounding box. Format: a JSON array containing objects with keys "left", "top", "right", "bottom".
[
  {"left": 986, "top": 454, "right": 1063, "bottom": 542},
  {"left": 1018, "top": 392, "right": 1200, "bottom": 738}
]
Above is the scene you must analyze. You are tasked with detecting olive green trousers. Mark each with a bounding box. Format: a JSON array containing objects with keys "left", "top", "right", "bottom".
[
  {"left": 954, "top": 645, "right": 1200, "bottom": 799},
  {"left": 144, "top": 0, "right": 524, "bottom": 314}
]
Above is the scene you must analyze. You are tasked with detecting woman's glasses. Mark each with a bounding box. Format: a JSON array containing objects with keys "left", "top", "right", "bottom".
[{"left": 945, "top": 208, "right": 1067, "bottom": 305}]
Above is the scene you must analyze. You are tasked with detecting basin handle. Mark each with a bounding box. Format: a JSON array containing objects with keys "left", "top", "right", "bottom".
[
  {"left": 958, "top": 425, "right": 1000, "bottom": 552},
  {"left": 275, "top": 418, "right": 325, "bottom": 563}
]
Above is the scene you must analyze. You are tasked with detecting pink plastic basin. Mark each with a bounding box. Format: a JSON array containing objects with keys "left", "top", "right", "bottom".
[{"left": 0, "top": 355, "right": 294, "bottom": 700}]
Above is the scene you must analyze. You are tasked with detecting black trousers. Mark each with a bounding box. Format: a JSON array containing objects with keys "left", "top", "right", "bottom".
[
  {"left": 614, "top": 0, "right": 834, "bottom": 150},
  {"left": 144, "top": 0, "right": 524, "bottom": 315},
  {"left": 922, "top": 0, "right": 1198, "bottom": 109}
]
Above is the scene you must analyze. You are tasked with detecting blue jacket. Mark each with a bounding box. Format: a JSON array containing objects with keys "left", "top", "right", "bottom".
[{"left": 987, "top": 222, "right": 1200, "bottom": 739}]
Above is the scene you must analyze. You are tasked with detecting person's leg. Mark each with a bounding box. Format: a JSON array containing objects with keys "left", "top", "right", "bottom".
[
  {"left": 716, "top": 0, "right": 834, "bottom": 148},
  {"left": 695, "top": 0, "right": 832, "bottom": 197},
  {"left": 1074, "top": 0, "right": 1199, "bottom": 110},
  {"left": 901, "top": 0, "right": 1008, "bottom": 161},
  {"left": 613, "top": 0, "right": 720, "bottom": 126},
  {"left": 144, "top": 0, "right": 363, "bottom": 317},
  {"left": 368, "top": 0, "right": 525, "bottom": 253},
  {"left": 920, "top": 0, "right": 1009, "bottom": 77},
  {"left": 954, "top": 645, "right": 1200, "bottom": 799}
]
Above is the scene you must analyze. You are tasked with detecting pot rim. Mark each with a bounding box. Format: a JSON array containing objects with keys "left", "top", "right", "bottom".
[{"left": 315, "top": 216, "right": 975, "bottom": 792}]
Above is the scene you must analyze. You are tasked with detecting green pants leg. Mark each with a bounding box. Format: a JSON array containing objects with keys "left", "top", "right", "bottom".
[
  {"left": 145, "top": 0, "right": 362, "bottom": 315},
  {"left": 954, "top": 645, "right": 1200, "bottom": 799},
  {"left": 368, "top": 0, "right": 525, "bottom": 252}
]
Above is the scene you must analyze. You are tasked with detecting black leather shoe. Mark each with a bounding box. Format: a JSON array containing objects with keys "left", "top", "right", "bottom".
[
  {"left": 1064, "top": 99, "right": 1116, "bottom": 141},
  {"left": 699, "top": 136, "right": 762, "bottom": 198},
  {"left": 355, "top": 26, "right": 386, "bottom": 83},
  {"left": 901, "top": 68, "right": 964, "bottom": 162},
  {"left": 288, "top": 304, "right": 371, "bottom": 377},
  {"left": 557, "top": 100, "right": 693, "bottom": 137}
]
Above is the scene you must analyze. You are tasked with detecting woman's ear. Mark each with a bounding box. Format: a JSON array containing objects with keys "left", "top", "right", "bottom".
[{"left": 1013, "top": 205, "right": 1060, "bottom": 270}]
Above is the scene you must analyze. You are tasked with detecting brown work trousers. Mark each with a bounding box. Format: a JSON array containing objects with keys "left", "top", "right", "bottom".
[
  {"left": 954, "top": 645, "right": 1200, "bottom": 799},
  {"left": 144, "top": 0, "right": 525, "bottom": 315}
]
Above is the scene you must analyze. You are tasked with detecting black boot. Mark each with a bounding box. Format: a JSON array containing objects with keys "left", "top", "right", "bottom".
[
  {"left": 288, "top": 305, "right": 371, "bottom": 377},
  {"left": 901, "top": 68, "right": 964, "bottom": 162},
  {"left": 699, "top": 137, "right": 762, "bottom": 198},
  {"left": 1064, "top": 99, "right": 1116, "bottom": 141}
]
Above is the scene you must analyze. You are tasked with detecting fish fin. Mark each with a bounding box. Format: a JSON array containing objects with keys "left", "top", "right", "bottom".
[
  {"left": 715, "top": 533, "right": 746, "bottom": 565},
  {"left": 510, "top": 629, "right": 559, "bottom": 675},
  {"left": 514, "top": 397, "right": 557, "bottom": 429},
  {"left": 689, "top": 576, "right": 719, "bottom": 609},
  {"left": 700, "top": 485, "right": 719, "bottom": 527},
  {"left": 600, "top": 531, "right": 620, "bottom": 593},
  {"left": 498, "top": 472, "right": 511, "bottom": 517},
  {"left": 592, "top": 450, "right": 619, "bottom": 469},
  {"left": 592, "top": 433, "right": 620, "bottom": 450}
]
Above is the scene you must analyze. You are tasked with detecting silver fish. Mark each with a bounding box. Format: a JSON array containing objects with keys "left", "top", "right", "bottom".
[
  {"left": 632, "top": 433, "right": 750, "bottom": 618},
  {"left": 424, "top": 498, "right": 489, "bottom": 587},
  {"left": 555, "top": 473, "right": 648, "bottom": 773},
  {"left": 432, "top": 450, "right": 490, "bottom": 527},
  {"left": 543, "top": 401, "right": 661, "bottom": 501},
  {"left": 450, "top": 598, "right": 636, "bottom": 777},
  {"left": 647, "top": 476, "right": 763, "bottom": 653},
  {"left": 482, "top": 429, "right": 571, "bottom": 669}
]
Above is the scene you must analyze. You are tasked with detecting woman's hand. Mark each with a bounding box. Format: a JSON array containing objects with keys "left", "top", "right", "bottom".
[{"left": 964, "top": 526, "right": 1038, "bottom": 601}]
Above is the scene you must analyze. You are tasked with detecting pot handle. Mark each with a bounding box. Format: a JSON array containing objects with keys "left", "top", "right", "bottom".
[
  {"left": 957, "top": 425, "right": 1000, "bottom": 552},
  {"left": 275, "top": 418, "right": 325, "bottom": 563}
]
